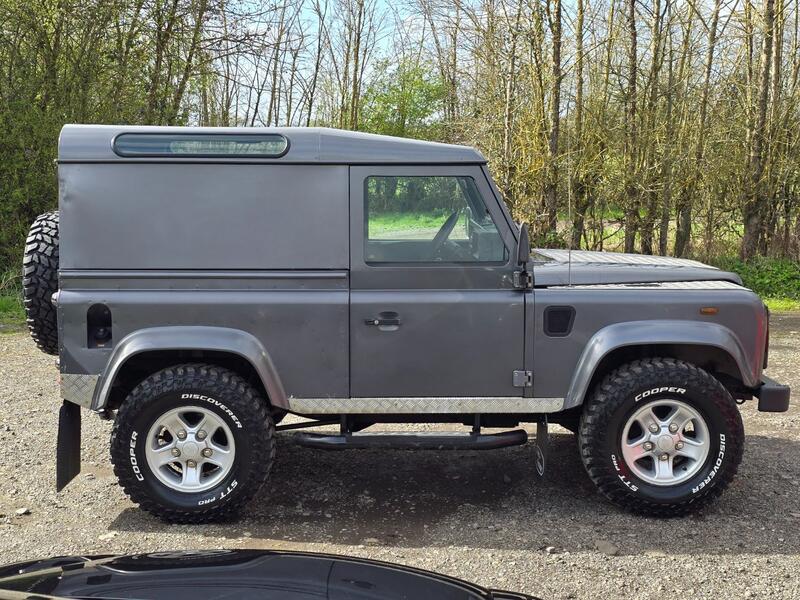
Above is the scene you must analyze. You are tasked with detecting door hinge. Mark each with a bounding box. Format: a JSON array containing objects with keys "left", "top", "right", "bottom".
[
  {"left": 513, "top": 270, "right": 533, "bottom": 290},
  {"left": 513, "top": 370, "right": 533, "bottom": 387}
]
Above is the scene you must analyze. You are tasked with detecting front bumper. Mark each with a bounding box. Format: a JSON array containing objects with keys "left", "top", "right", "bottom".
[{"left": 753, "top": 375, "right": 791, "bottom": 412}]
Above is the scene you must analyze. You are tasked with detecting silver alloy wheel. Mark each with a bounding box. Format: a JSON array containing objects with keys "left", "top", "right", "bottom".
[
  {"left": 145, "top": 406, "right": 236, "bottom": 493},
  {"left": 621, "top": 399, "right": 710, "bottom": 486}
]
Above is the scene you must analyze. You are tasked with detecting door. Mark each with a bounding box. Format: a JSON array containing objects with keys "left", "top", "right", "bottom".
[{"left": 349, "top": 165, "right": 525, "bottom": 400}]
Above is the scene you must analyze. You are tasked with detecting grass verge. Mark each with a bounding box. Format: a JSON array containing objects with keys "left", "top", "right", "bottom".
[
  {"left": 0, "top": 270, "right": 25, "bottom": 329},
  {"left": 763, "top": 297, "right": 800, "bottom": 312},
  {"left": 0, "top": 294, "right": 25, "bottom": 329}
]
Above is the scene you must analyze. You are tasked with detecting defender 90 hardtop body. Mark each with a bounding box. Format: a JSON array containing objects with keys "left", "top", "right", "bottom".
[{"left": 27, "top": 124, "right": 788, "bottom": 521}]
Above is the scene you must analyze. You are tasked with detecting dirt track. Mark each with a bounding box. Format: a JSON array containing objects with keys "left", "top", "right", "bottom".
[{"left": 1, "top": 315, "right": 799, "bottom": 599}]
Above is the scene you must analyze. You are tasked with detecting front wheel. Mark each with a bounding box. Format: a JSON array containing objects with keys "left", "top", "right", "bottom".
[
  {"left": 110, "top": 364, "right": 275, "bottom": 523},
  {"left": 579, "top": 358, "right": 744, "bottom": 517}
]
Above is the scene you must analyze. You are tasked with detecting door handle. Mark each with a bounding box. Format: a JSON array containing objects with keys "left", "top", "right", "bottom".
[
  {"left": 365, "top": 311, "right": 401, "bottom": 329},
  {"left": 365, "top": 318, "right": 401, "bottom": 327}
]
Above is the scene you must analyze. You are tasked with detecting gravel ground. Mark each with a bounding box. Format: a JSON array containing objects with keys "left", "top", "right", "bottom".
[{"left": 1, "top": 316, "right": 799, "bottom": 599}]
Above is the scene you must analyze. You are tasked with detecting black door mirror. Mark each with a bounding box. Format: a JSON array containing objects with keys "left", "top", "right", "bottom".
[{"left": 517, "top": 222, "right": 531, "bottom": 266}]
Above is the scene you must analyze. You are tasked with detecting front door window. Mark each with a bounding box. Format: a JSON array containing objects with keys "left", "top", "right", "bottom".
[{"left": 364, "top": 176, "right": 507, "bottom": 264}]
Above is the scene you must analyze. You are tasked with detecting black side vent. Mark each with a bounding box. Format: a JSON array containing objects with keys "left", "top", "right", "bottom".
[{"left": 544, "top": 306, "right": 576, "bottom": 337}]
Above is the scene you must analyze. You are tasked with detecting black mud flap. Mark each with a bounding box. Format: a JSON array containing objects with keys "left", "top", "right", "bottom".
[{"left": 56, "top": 401, "right": 81, "bottom": 491}]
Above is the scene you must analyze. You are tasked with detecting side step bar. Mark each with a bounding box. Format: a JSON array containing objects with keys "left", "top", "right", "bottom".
[{"left": 294, "top": 429, "right": 528, "bottom": 450}]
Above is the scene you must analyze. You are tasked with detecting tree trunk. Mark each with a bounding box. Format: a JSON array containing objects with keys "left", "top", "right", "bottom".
[
  {"left": 570, "top": 0, "right": 586, "bottom": 249},
  {"left": 742, "top": 0, "right": 775, "bottom": 259},
  {"left": 622, "top": 0, "right": 638, "bottom": 253},
  {"left": 659, "top": 16, "right": 675, "bottom": 256},
  {"left": 349, "top": 0, "right": 365, "bottom": 129},
  {"left": 145, "top": 0, "right": 180, "bottom": 123},
  {"left": 639, "top": 0, "right": 663, "bottom": 255},
  {"left": 501, "top": 0, "right": 523, "bottom": 211},
  {"left": 306, "top": 0, "right": 327, "bottom": 126},
  {"left": 168, "top": 0, "right": 209, "bottom": 125},
  {"left": 544, "top": 0, "right": 562, "bottom": 236},
  {"left": 674, "top": 0, "right": 721, "bottom": 257}
]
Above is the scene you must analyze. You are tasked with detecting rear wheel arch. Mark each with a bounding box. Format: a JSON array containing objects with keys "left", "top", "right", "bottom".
[
  {"left": 96, "top": 326, "right": 288, "bottom": 413},
  {"left": 105, "top": 349, "right": 271, "bottom": 413}
]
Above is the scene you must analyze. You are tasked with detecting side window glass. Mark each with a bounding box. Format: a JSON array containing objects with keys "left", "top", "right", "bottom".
[{"left": 364, "top": 176, "right": 507, "bottom": 264}]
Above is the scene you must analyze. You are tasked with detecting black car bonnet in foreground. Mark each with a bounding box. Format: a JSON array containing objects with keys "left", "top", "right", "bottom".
[{"left": 0, "top": 550, "right": 538, "bottom": 600}]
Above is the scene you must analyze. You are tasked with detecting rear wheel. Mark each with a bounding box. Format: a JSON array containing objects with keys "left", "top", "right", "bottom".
[
  {"left": 22, "top": 211, "right": 59, "bottom": 355},
  {"left": 110, "top": 364, "right": 275, "bottom": 523},
  {"left": 579, "top": 358, "right": 744, "bottom": 516}
]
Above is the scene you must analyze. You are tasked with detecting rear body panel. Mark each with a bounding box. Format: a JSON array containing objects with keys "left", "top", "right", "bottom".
[
  {"left": 59, "top": 163, "right": 349, "bottom": 270},
  {"left": 58, "top": 271, "right": 350, "bottom": 402}
]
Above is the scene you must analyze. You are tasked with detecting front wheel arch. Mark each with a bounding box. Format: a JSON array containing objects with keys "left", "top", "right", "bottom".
[{"left": 573, "top": 343, "right": 746, "bottom": 409}]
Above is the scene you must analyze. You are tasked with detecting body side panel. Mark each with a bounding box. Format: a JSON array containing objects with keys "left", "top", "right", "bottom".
[
  {"left": 58, "top": 272, "right": 349, "bottom": 410},
  {"left": 349, "top": 290, "right": 525, "bottom": 397},
  {"left": 59, "top": 163, "right": 349, "bottom": 270},
  {"left": 532, "top": 287, "right": 767, "bottom": 406}
]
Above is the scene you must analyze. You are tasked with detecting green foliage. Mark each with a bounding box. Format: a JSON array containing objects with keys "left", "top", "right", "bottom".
[
  {"left": 0, "top": 0, "right": 215, "bottom": 274},
  {"left": 532, "top": 229, "right": 568, "bottom": 249},
  {"left": 0, "top": 270, "right": 24, "bottom": 327},
  {"left": 0, "top": 295, "right": 24, "bottom": 328},
  {"left": 360, "top": 60, "right": 446, "bottom": 139},
  {"left": 1, "top": 0, "right": 799, "bottom": 295},
  {"left": 368, "top": 211, "right": 450, "bottom": 238},
  {"left": 0, "top": 99, "right": 61, "bottom": 271},
  {"left": 712, "top": 257, "right": 800, "bottom": 304},
  {"left": 763, "top": 297, "right": 800, "bottom": 312}
]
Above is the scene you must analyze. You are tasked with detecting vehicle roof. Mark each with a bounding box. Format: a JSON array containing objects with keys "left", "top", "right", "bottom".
[{"left": 58, "top": 124, "right": 487, "bottom": 164}]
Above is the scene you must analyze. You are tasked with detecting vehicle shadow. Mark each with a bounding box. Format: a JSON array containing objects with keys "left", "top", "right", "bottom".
[{"left": 110, "top": 428, "right": 800, "bottom": 555}]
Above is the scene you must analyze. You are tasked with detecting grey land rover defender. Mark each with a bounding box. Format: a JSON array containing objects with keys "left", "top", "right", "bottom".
[{"left": 23, "top": 125, "right": 790, "bottom": 523}]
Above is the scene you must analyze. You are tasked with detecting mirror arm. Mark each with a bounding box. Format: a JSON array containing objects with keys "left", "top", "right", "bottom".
[
  {"left": 516, "top": 222, "right": 531, "bottom": 266},
  {"left": 513, "top": 223, "right": 533, "bottom": 290}
]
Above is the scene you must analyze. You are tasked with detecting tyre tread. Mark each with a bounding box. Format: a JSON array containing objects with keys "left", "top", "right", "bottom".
[{"left": 22, "top": 211, "right": 59, "bottom": 355}]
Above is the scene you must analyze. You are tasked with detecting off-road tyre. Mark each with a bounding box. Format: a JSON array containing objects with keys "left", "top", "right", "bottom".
[
  {"left": 22, "top": 211, "right": 59, "bottom": 355},
  {"left": 110, "top": 364, "right": 275, "bottom": 523},
  {"left": 579, "top": 358, "right": 744, "bottom": 517}
]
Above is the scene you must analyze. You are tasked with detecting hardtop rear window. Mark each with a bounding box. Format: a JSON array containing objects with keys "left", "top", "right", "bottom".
[{"left": 113, "top": 133, "right": 288, "bottom": 158}]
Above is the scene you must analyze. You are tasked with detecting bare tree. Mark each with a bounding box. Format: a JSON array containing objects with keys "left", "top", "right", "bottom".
[
  {"left": 622, "top": 0, "right": 638, "bottom": 253},
  {"left": 742, "top": 0, "right": 776, "bottom": 258}
]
